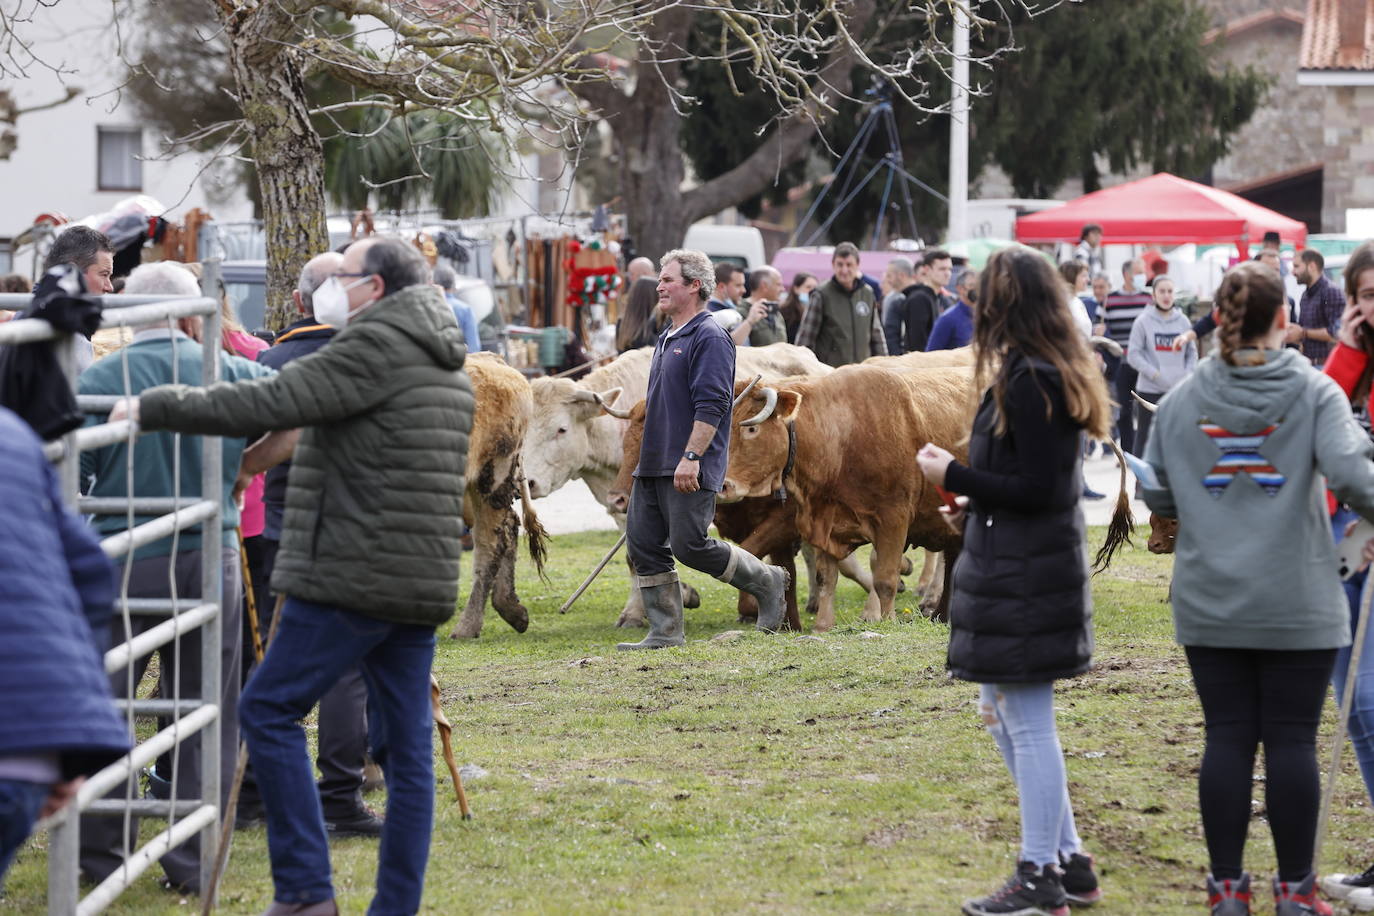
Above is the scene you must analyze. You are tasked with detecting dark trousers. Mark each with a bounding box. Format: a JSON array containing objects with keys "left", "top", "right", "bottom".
[
  {"left": 1114, "top": 361, "right": 1139, "bottom": 455},
  {"left": 626, "top": 476, "right": 732, "bottom": 581},
  {"left": 241, "top": 538, "right": 369, "bottom": 818},
  {"left": 1185, "top": 644, "right": 1337, "bottom": 882},
  {"left": 240, "top": 598, "right": 435, "bottom": 911},
  {"left": 79, "top": 547, "right": 242, "bottom": 892}
]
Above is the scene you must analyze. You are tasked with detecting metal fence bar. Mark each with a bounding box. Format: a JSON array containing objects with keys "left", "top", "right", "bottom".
[
  {"left": 79, "top": 497, "right": 203, "bottom": 515},
  {"left": 77, "top": 806, "right": 217, "bottom": 916},
  {"left": 112, "top": 699, "right": 206, "bottom": 715},
  {"left": 42, "top": 420, "right": 138, "bottom": 462},
  {"left": 34, "top": 235, "right": 226, "bottom": 913},
  {"left": 197, "top": 239, "right": 224, "bottom": 902},
  {"left": 103, "top": 603, "right": 218, "bottom": 675},
  {"left": 118, "top": 597, "right": 206, "bottom": 615},
  {"left": 98, "top": 500, "right": 218, "bottom": 558}
]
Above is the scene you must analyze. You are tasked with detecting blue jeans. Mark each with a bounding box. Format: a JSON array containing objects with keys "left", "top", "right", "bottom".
[
  {"left": 239, "top": 598, "right": 436, "bottom": 915},
  {"left": 979, "top": 683, "right": 1083, "bottom": 867},
  {"left": 1332, "top": 507, "right": 1374, "bottom": 804},
  {"left": 0, "top": 780, "right": 49, "bottom": 892}
]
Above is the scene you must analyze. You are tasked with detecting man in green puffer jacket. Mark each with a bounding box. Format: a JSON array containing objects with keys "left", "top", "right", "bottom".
[{"left": 113, "top": 237, "right": 473, "bottom": 916}]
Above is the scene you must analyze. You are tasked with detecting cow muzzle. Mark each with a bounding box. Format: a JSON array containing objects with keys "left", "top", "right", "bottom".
[{"left": 608, "top": 489, "right": 630, "bottom": 513}]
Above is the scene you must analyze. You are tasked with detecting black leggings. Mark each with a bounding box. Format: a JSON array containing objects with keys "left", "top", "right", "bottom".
[{"left": 1185, "top": 645, "right": 1337, "bottom": 882}]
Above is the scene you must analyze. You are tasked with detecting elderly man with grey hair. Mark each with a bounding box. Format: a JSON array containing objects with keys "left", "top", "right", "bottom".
[
  {"left": 77, "top": 259, "right": 274, "bottom": 894},
  {"left": 621, "top": 248, "right": 788, "bottom": 650},
  {"left": 109, "top": 236, "right": 474, "bottom": 914}
]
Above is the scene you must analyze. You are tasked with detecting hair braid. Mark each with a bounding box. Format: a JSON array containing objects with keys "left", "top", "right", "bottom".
[{"left": 1214, "top": 261, "right": 1283, "bottom": 367}]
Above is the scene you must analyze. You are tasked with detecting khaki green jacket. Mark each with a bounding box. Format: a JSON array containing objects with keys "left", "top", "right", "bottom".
[
  {"left": 141, "top": 284, "right": 474, "bottom": 627},
  {"left": 736, "top": 299, "right": 789, "bottom": 346}
]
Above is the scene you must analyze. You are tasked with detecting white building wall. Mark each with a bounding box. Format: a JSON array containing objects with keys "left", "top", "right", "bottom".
[{"left": 0, "top": 0, "right": 253, "bottom": 279}]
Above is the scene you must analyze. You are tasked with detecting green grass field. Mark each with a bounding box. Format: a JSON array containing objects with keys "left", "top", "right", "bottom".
[{"left": 6, "top": 527, "right": 1374, "bottom": 914}]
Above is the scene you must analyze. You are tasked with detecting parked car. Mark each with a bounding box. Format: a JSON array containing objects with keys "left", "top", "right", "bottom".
[{"left": 220, "top": 259, "right": 269, "bottom": 334}]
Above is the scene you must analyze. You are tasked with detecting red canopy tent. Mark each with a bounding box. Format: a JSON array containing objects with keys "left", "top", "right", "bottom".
[{"left": 1014, "top": 173, "right": 1307, "bottom": 255}]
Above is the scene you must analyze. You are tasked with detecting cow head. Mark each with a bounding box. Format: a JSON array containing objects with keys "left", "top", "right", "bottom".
[
  {"left": 1147, "top": 513, "right": 1178, "bottom": 554},
  {"left": 719, "top": 381, "right": 803, "bottom": 503},
  {"left": 523, "top": 378, "right": 624, "bottom": 498},
  {"left": 607, "top": 399, "right": 648, "bottom": 514}
]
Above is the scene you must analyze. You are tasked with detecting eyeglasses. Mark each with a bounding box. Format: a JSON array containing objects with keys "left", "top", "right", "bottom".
[{"left": 333, "top": 271, "right": 372, "bottom": 279}]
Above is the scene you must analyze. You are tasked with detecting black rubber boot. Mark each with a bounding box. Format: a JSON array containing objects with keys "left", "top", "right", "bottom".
[
  {"left": 616, "top": 572, "right": 686, "bottom": 650},
  {"left": 720, "top": 545, "right": 789, "bottom": 632}
]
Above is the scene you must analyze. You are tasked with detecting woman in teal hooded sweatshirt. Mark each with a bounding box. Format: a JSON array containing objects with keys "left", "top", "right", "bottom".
[{"left": 1143, "top": 261, "right": 1374, "bottom": 916}]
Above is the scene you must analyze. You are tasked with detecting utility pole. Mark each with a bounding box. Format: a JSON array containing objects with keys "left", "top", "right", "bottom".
[{"left": 947, "top": 1, "right": 970, "bottom": 242}]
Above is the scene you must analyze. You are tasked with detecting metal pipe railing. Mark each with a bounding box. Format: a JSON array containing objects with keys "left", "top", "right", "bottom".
[
  {"left": 77, "top": 806, "right": 218, "bottom": 916},
  {"left": 97, "top": 500, "right": 218, "bottom": 559},
  {"left": 103, "top": 603, "right": 218, "bottom": 675},
  {"left": 42, "top": 419, "right": 138, "bottom": 462}
]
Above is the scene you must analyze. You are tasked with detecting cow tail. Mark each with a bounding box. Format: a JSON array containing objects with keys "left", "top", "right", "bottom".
[
  {"left": 1092, "top": 439, "right": 1135, "bottom": 574},
  {"left": 517, "top": 460, "right": 549, "bottom": 580}
]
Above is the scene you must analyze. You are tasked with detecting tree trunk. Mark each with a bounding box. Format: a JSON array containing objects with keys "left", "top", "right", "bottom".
[
  {"left": 225, "top": 24, "right": 328, "bottom": 331},
  {"left": 615, "top": 92, "right": 692, "bottom": 265}
]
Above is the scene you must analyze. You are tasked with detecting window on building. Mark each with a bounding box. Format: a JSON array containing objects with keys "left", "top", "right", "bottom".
[
  {"left": 0, "top": 240, "right": 12, "bottom": 275},
  {"left": 97, "top": 127, "right": 142, "bottom": 191}
]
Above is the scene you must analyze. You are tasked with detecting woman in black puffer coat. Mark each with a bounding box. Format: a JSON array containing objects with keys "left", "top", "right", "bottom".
[{"left": 917, "top": 248, "right": 1116, "bottom": 916}]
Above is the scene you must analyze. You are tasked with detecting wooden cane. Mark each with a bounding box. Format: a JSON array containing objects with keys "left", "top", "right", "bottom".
[
  {"left": 1314, "top": 572, "right": 1374, "bottom": 874},
  {"left": 203, "top": 593, "right": 283, "bottom": 916},
  {"left": 430, "top": 675, "right": 471, "bottom": 819},
  {"left": 237, "top": 529, "right": 264, "bottom": 664}
]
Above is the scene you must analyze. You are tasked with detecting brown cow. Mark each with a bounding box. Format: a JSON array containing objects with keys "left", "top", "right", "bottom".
[
  {"left": 721, "top": 365, "right": 975, "bottom": 629},
  {"left": 1130, "top": 393, "right": 1178, "bottom": 555},
  {"left": 448, "top": 354, "right": 549, "bottom": 638}
]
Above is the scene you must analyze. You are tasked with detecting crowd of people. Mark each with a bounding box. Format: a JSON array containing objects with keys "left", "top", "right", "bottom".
[{"left": 5, "top": 219, "right": 1374, "bottom": 916}]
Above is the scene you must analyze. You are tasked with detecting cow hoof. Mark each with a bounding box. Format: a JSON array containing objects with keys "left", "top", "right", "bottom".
[
  {"left": 495, "top": 603, "right": 530, "bottom": 634},
  {"left": 681, "top": 584, "right": 701, "bottom": 609},
  {"left": 896, "top": 578, "right": 908, "bottom": 594},
  {"left": 804, "top": 598, "right": 819, "bottom": 617},
  {"left": 616, "top": 610, "right": 648, "bottom": 629},
  {"left": 449, "top": 625, "right": 480, "bottom": 639},
  {"left": 812, "top": 621, "right": 834, "bottom": 634},
  {"left": 900, "top": 555, "right": 915, "bottom": 576}
]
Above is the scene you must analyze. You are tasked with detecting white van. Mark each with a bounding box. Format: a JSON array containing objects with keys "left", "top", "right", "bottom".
[{"left": 684, "top": 224, "right": 767, "bottom": 273}]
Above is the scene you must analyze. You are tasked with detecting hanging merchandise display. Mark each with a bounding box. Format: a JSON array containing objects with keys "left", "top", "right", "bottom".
[{"left": 564, "top": 239, "right": 621, "bottom": 310}]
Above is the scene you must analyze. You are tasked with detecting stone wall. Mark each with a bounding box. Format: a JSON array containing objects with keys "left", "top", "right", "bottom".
[
  {"left": 1321, "top": 86, "right": 1374, "bottom": 232},
  {"left": 1208, "top": 20, "right": 1326, "bottom": 188}
]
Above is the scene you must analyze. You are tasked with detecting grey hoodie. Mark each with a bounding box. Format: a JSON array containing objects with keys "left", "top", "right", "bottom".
[
  {"left": 1143, "top": 349, "right": 1374, "bottom": 650},
  {"left": 1127, "top": 306, "right": 1196, "bottom": 395}
]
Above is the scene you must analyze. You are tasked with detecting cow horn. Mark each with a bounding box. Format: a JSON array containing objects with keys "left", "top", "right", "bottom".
[
  {"left": 733, "top": 374, "right": 762, "bottom": 408},
  {"left": 1090, "top": 336, "right": 1124, "bottom": 358},
  {"left": 571, "top": 389, "right": 599, "bottom": 403},
  {"left": 741, "top": 387, "right": 778, "bottom": 426},
  {"left": 1131, "top": 391, "right": 1158, "bottom": 414},
  {"left": 595, "top": 392, "right": 632, "bottom": 419}
]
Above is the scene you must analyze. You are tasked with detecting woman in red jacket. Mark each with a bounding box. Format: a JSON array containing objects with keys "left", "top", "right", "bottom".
[{"left": 1319, "top": 241, "right": 1374, "bottom": 908}]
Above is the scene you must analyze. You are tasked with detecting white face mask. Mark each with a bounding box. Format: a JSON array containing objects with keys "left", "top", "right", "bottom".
[
  {"left": 313, "top": 275, "right": 375, "bottom": 328},
  {"left": 1132, "top": 273, "right": 1147, "bottom": 291}
]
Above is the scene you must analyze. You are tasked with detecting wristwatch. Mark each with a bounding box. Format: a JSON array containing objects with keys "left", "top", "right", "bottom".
[{"left": 683, "top": 450, "right": 703, "bottom": 462}]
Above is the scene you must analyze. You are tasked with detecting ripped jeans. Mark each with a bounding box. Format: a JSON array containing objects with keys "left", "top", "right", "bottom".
[{"left": 979, "top": 682, "right": 1083, "bottom": 868}]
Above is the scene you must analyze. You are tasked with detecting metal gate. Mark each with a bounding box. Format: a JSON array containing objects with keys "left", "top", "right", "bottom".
[{"left": 0, "top": 237, "right": 227, "bottom": 914}]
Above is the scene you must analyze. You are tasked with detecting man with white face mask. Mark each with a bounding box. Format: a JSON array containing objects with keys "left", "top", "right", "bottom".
[{"left": 109, "top": 237, "right": 474, "bottom": 916}]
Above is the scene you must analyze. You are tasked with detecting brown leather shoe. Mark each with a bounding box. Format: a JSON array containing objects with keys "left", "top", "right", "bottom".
[{"left": 260, "top": 899, "right": 339, "bottom": 916}]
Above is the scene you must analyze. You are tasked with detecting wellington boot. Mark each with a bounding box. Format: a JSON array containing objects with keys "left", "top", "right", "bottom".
[
  {"left": 720, "top": 545, "right": 790, "bottom": 632},
  {"left": 617, "top": 574, "right": 685, "bottom": 650}
]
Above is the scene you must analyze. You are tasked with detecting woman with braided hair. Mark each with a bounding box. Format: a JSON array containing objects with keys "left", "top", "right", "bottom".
[{"left": 1142, "top": 260, "right": 1374, "bottom": 915}]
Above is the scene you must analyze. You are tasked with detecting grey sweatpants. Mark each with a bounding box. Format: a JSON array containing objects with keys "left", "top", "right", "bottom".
[
  {"left": 626, "top": 476, "right": 732, "bottom": 582},
  {"left": 79, "top": 546, "right": 242, "bottom": 892}
]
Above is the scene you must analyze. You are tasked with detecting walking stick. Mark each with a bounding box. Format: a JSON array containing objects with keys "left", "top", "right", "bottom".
[
  {"left": 1314, "top": 572, "right": 1374, "bottom": 874},
  {"left": 556, "top": 375, "right": 765, "bottom": 615},
  {"left": 430, "top": 675, "right": 472, "bottom": 819},
  {"left": 237, "top": 529, "right": 264, "bottom": 665},
  {"left": 560, "top": 532, "right": 627, "bottom": 614},
  {"left": 204, "top": 593, "right": 283, "bottom": 916}
]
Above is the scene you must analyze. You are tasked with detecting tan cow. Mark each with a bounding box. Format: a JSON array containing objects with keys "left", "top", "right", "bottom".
[
  {"left": 523, "top": 342, "right": 832, "bottom": 627},
  {"left": 448, "top": 353, "right": 549, "bottom": 638},
  {"left": 863, "top": 347, "right": 975, "bottom": 370},
  {"left": 721, "top": 365, "right": 975, "bottom": 629}
]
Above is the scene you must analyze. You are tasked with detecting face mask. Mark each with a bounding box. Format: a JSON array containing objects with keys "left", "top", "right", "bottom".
[
  {"left": 314, "top": 276, "right": 375, "bottom": 328},
  {"left": 797, "top": 291, "right": 810, "bottom": 306},
  {"left": 1132, "top": 273, "right": 1147, "bottom": 290}
]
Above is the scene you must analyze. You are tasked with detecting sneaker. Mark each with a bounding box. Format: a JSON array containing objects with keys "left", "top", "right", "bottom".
[
  {"left": 1081, "top": 486, "right": 1107, "bottom": 502},
  {"left": 962, "top": 861, "right": 1069, "bottom": 916},
  {"left": 1320, "top": 862, "right": 1374, "bottom": 901},
  {"left": 1059, "top": 852, "right": 1102, "bottom": 906},
  {"left": 1273, "top": 873, "right": 1333, "bottom": 916},
  {"left": 323, "top": 805, "right": 384, "bottom": 838},
  {"left": 1207, "top": 873, "right": 1252, "bottom": 915}
]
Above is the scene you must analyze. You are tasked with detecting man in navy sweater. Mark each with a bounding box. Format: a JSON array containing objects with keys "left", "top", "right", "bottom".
[{"left": 622, "top": 249, "right": 789, "bottom": 648}]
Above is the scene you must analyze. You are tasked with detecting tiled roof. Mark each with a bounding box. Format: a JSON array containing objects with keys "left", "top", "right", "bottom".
[
  {"left": 1300, "top": 0, "right": 1374, "bottom": 70},
  {"left": 1204, "top": 8, "right": 1304, "bottom": 45}
]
